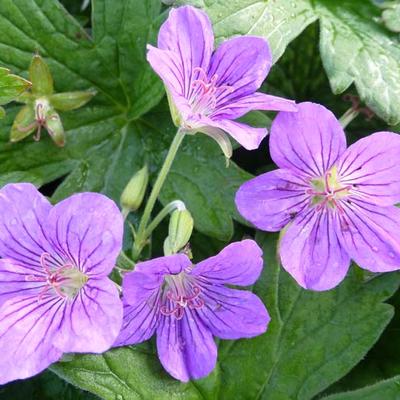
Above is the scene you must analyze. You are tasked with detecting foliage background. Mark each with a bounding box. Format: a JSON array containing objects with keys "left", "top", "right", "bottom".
[{"left": 0, "top": 0, "right": 400, "bottom": 399}]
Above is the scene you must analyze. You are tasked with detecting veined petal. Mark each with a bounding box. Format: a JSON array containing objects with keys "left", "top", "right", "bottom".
[
  {"left": 45, "top": 193, "right": 123, "bottom": 277},
  {"left": 197, "top": 285, "right": 269, "bottom": 339},
  {"left": 213, "top": 92, "right": 297, "bottom": 120},
  {"left": 0, "top": 294, "right": 63, "bottom": 384},
  {"left": 337, "top": 200, "right": 400, "bottom": 272},
  {"left": 0, "top": 259, "right": 45, "bottom": 305},
  {"left": 135, "top": 254, "right": 192, "bottom": 276},
  {"left": 270, "top": 102, "right": 346, "bottom": 177},
  {"left": 338, "top": 132, "right": 400, "bottom": 206},
  {"left": 280, "top": 209, "right": 351, "bottom": 291},
  {"left": 114, "top": 270, "right": 163, "bottom": 346},
  {"left": 204, "top": 118, "right": 267, "bottom": 150},
  {"left": 192, "top": 240, "right": 263, "bottom": 286},
  {"left": 157, "top": 6, "right": 214, "bottom": 99},
  {"left": 114, "top": 299, "right": 159, "bottom": 346},
  {"left": 0, "top": 183, "right": 52, "bottom": 270},
  {"left": 156, "top": 310, "right": 217, "bottom": 382},
  {"left": 54, "top": 278, "right": 122, "bottom": 353},
  {"left": 235, "top": 169, "right": 309, "bottom": 231},
  {"left": 209, "top": 36, "right": 272, "bottom": 105}
]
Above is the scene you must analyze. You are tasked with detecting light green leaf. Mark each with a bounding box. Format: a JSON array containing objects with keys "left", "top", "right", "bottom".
[
  {"left": 382, "top": 2, "right": 400, "bottom": 33},
  {"left": 323, "top": 375, "right": 400, "bottom": 400},
  {"left": 179, "top": 0, "right": 400, "bottom": 124}
]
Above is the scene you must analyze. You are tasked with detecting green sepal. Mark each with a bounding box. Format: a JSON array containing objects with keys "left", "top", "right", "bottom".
[
  {"left": 45, "top": 107, "right": 65, "bottom": 147},
  {"left": 49, "top": 89, "right": 97, "bottom": 111},
  {"left": 166, "top": 88, "right": 182, "bottom": 127},
  {"left": 10, "top": 105, "right": 36, "bottom": 142},
  {"left": 29, "top": 54, "right": 54, "bottom": 96},
  {"left": 0, "top": 67, "right": 31, "bottom": 105},
  {"left": 120, "top": 165, "right": 149, "bottom": 213}
]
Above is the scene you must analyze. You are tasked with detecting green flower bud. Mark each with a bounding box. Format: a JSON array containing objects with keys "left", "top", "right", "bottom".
[
  {"left": 29, "top": 55, "right": 53, "bottom": 96},
  {"left": 165, "top": 208, "right": 194, "bottom": 254},
  {"left": 120, "top": 165, "right": 149, "bottom": 213},
  {"left": 49, "top": 89, "right": 97, "bottom": 111}
]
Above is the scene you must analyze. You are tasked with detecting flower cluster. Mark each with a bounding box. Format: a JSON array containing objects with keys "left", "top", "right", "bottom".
[{"left": 1, "top": 3, "right": 399, "bottom": 389}]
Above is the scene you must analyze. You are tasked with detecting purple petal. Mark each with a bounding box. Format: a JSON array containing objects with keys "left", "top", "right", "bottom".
[
  {"left": 336, "top": 200, "right": 400, "bottom": 272},
  {"left": 338, "top": 132, "right": 400, "bottom": 206},
  {"left": 197, "top": 285, "right": 270, "bottom": 339},
  {"left": 135, "top": 253, "right": 192, "bottom": 276},
  {"left": 0, "top": 258, "right": 45, "bottom": 305},
  {"left": 156, "top": 310, "right": 217, "bottom": 382},
  {"left": 280, "top": 209, "right": 351, "bottom": 290},
  {"left": 0, "top": 294, "right": 63, "bottom": 384},
  {"left": 203, "top": 117, "right": 267, "bottom": 150},
  {"left": 270, "top": 102, "right": 346, "bottom": 177},
  {"left": 114, "top": 270, "right": 162, "bottom": 346},
  {"left": 54, "top": 278, "right": 122, "bottom": 353},
  {"left": 213, "top": 92, "right": 297, "bottom": 120},
  {"left": 157, "top": 6, "right": 214, "bottom": 99},
  {"left": 235, "top": 169, "right": 309, "bottom": 231},
  {"left": 0, "top": 183, "right": 52, "bottom": 270},
  {"left": 45, "top": 193, "right": 123, "bottom": 277},
  {"left": 192, "top": 240, "right": 263, "bottom": 286},
  {"left": 209, "top": 36, "right": 272, "bottom": 106}
]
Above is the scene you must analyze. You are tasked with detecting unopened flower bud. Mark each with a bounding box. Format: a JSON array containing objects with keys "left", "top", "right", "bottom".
[
  {"left": 165, "top": 208, "right": 194, "bottom": 254},
  {"left": 120, "top": 165, "right": 149, "bottom": 213},
  {"left": 29, "top": 54, "right": 53, "bottom": 96}
]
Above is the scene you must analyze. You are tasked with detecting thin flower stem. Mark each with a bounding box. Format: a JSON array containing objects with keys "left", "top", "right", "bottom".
[
  {"left": 133, "top": 128, "right": 186, "bottom": 258},
  {"left": 143, "top": 200, "right": 186, "bottom": 239},
  {"left": 339, "top": 107, "right": 360, "bottom": 129}
]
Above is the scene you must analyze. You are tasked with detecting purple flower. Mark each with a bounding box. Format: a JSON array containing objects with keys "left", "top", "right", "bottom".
[
  {"left": 0, "top": 183, "right": 123, "bottom": 384},
  {"left": 236, "top": 102, "right": 400, "bottom": 291},
  {"left": 115, "top": 240, "right": 269, "bottom": 382},
  {"left": 147, "top": 6, "right": 296, "bottom": 154}
]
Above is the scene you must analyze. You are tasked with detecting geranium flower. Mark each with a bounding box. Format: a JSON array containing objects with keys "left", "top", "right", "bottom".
[
  {"left": 236, "top": 102, "right": 400, "bottom": 291},
  {"left": 0, "top": 183, "right": 123, "bottom": 384},
  {"left": 147, "top": 6, "right": 296, "bottom": 156},
  {"left": 115, "top": 240, "right": 269, "bottom": 381}
]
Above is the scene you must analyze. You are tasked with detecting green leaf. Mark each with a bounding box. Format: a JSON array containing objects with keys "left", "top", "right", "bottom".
[
  {"left": 52, "top": 346, "right": 205, "bottom": 400},
  {"left": 382, "top": 2, "right": 400, "bottom": 33},
  {"left": 0, "top": 0, "right": 251, "bottom": 240},
  {"left": 179, "top": 0, "right": 400, "bottom": 124},
  {"left": 323, "top": 375, "right": 400, "bottom": 400},
  {"left": 215, "top": 233, "right": 400, "bottom": 400},
  {"left": 0, "top": 67, "right": 30, "bottom": 106}
]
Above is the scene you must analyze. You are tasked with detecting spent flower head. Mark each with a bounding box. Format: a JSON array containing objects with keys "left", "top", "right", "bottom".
[
  {"left": 147, "top": 6, "right": 297, "bottom": 158},
  {"left": 0, "top": 183, "right": 123, "bottom": 384},
  {"left": 115, "top": 240, "right": 270, "bottom": 381},
  {"left": 236, "top": 102, "right": 400, "bottom": 291},
  {"left": 11, "top": 54, "right": 96, "bottom": 146}
]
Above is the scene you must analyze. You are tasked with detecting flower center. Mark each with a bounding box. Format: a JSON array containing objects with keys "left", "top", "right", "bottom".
[
  {"left": 188, "top": 67, "right": 234, "bottom": 117},
  {"left": 26, "top": 252, "right": 88, "bottom": 300},
  {"left": 306, "top": 167, "right": 352, "bottom": 212},
  {"left": 160, "top": 272, "right": 204, "bottom": 320}
]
